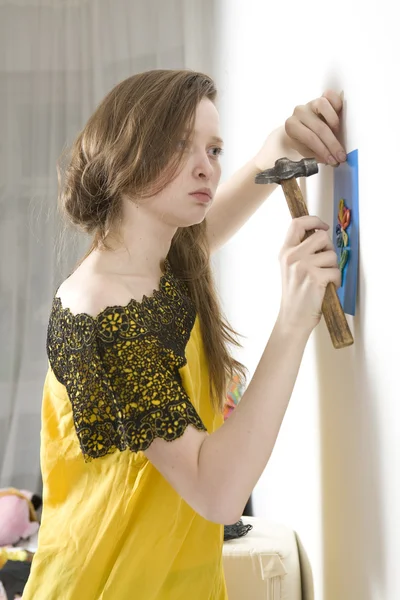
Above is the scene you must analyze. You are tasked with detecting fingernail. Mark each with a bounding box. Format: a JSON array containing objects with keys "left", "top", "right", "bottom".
[
  {"left": 339, "top": 90, "right": 344, "bottom": 101},
  {"left": 337, "top": 151, "right": 347, "bottom": 162},
  {"left": 328, "top": 155, "right": 338, "bottom": 166}
]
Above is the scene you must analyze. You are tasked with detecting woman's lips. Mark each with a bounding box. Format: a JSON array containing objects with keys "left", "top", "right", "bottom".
[{"left": 189, "top": 192, "right": 211, "bottom": 203}]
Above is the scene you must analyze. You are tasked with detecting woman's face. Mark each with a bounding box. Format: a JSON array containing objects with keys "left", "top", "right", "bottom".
[{"left": 135, "top": 97, "right": 223, "bottom": 228}]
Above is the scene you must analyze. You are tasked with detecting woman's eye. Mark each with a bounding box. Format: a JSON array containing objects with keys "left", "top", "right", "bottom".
[{"left": 209, "top": 147, "right": 224, "bottom": 158}]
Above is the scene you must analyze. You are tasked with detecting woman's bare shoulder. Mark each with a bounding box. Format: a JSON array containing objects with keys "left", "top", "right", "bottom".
[{"left": 55, "top": 266, "right": 154, "bottom": 318}]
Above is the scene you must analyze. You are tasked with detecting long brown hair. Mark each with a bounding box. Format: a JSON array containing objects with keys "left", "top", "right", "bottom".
[{"left": 58, "top": 69, "right": 247, "bottom": 413}]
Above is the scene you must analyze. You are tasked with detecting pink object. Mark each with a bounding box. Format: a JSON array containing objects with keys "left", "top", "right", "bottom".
[{"left": 0, "top": 488, "right": 40, "bottom": 546}]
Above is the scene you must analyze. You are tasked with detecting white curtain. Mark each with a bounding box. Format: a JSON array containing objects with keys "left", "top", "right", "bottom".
[{"left": 0, "top": 0, "right": 217, "bottom": 492}]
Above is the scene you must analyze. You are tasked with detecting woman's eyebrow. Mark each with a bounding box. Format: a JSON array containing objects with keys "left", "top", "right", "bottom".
[
  {"left": 210, "top": 136, "right": 224, "bottom": 145},
  {"left": 184, "top": 130, "right": 224, "bottom": 145}
]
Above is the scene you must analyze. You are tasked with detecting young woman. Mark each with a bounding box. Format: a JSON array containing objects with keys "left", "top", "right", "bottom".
[{"left": 23, "top": 69, "right": 345, "bottom": 599}]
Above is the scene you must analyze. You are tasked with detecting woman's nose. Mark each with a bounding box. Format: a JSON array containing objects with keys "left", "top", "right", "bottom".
[{"left": 193, "top": 153, "right": 213, "bottom": 179}]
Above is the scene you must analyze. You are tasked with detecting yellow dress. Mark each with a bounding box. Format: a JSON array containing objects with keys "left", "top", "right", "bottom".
[{"left": 23, "top": 261, "right": 228, "bottom": 600}]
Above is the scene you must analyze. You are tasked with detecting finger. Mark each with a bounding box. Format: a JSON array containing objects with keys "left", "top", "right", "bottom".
[
  {"left": 298, "top": 229, "right": 334, "bottom": 255},
  {"left": 310, "top": 97, "right": 340, "bottom": 133},
  {"left": 292, "top": 108, "right": 346, "bottom": 164},
  {"left": 318, "top": 266, "right": 342, "bottom": 289},
  {"left": 282, "top": 216, "right": 329, "bottom": 249},
  {"left": 310, "top": 249, "right": 338, "bottom": 269},
  {"left": 282, "top": 130, "right": 317, "bottom": 160},
  {"left": 285, "top": 116, "right": 336, "bottom": 165},
  {"left": 322, "top": 89, "right": 343, "bottom": 115}
]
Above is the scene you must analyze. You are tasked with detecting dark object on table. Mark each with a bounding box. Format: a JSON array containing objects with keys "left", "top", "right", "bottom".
[{"left": 224, "top": 519, "right": 253, "bottom": 541}]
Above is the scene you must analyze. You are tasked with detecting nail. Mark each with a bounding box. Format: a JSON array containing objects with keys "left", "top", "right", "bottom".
[
  {"left": 328, "top": 155, "right": 338, "bottom": 166},
  {"left": 337, "top": 151, "right": 347, "bottom": 162},
  {"left": 339, "top": 90, "right": 344, "bottom": 101}
]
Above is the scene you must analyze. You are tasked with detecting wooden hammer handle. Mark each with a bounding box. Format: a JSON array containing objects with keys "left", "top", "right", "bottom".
[{"left": 281, "top": 178, "right": 354, "bottom": 349}]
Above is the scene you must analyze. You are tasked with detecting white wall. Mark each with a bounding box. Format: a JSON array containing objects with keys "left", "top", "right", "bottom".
[{"left": 213, "top": 2, "right": 400, "bottom": 599}]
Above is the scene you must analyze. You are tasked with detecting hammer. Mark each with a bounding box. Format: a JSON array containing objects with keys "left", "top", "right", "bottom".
[{"left": 255, "top": 157, "right": 354, "bottom": 349}]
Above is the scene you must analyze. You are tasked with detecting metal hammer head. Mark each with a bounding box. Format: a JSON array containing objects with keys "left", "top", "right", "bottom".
[{"left": 255, "top": 157, "right": 319, "bottom": 185}]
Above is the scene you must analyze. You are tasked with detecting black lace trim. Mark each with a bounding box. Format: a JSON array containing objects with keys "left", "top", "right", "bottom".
[{"left": 46, "top": 261, "right": 207, "bottom": 460}]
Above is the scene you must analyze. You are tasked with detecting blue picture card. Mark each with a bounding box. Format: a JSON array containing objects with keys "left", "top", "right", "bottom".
[{"left": 333, "top": 149, "right": 359, "bottom": 316}]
